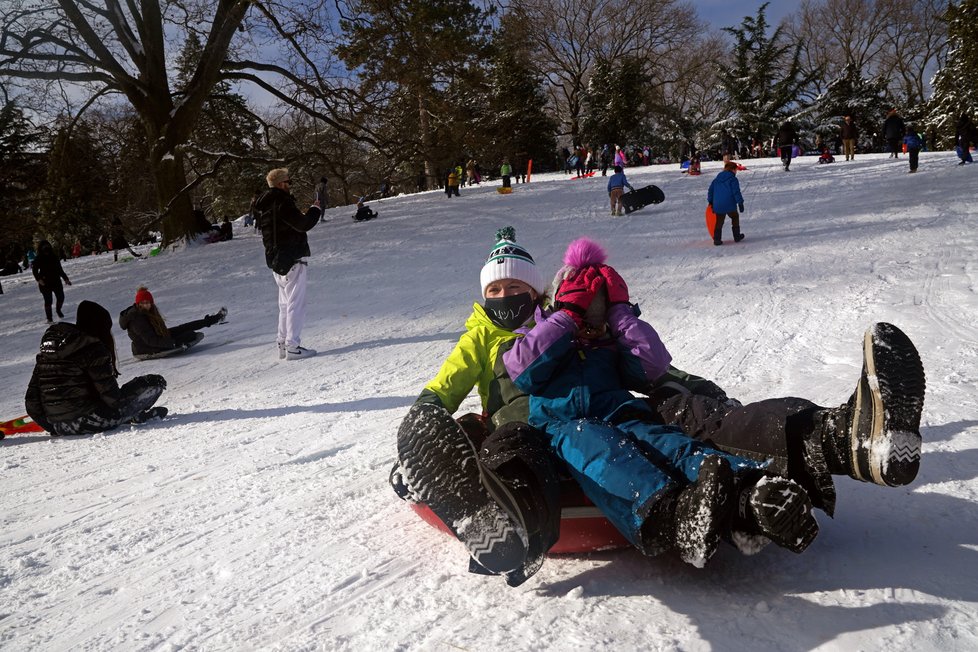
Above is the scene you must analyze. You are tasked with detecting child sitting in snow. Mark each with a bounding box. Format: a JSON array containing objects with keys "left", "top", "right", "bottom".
[{"left": 503, "top": 238, "right": 819, "bottom": 566}]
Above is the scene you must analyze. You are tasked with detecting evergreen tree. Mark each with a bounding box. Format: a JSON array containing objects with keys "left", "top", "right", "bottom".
[
  {"left": 337, "top": 0, "right": 495, "bottom": 189},
  {"left": 0, "top": 101, "right": 45, "bottom": 251},
  {"left": 38, "top": 120, "right": 110, "bottom": 251},
  {"left": 810, "top": 64, "right": 890, "bottom": 147},
  {"left": 716, "top": 2, "right": 819, "bottom": 146},
  {"left": 928, "top": 0, "right": 978, "bottom": 147},
  {"left": 480, "top": 42, "right": 558, "bottom": 171},
  {"left": 581, "top": 56, "right": 648, "bottom": 148}
]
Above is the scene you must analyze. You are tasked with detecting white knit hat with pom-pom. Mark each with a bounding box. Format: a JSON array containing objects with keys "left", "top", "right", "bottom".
[{"left": 480, "top": 227, "right": 546, "bottom": 296}]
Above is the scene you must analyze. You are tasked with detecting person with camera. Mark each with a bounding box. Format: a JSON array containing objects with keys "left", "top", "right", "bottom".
[{"left": 254, "top": 168, "right": 322, "bottom": 360}]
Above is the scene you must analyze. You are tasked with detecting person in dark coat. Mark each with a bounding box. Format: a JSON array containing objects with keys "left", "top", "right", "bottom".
[
  {"left": 25, "top": 300, "right": 167, "bottom": 436},
  {"left": 119, "top": 286, "right": 226, "bottom": 358},
  {"left": 883, "top": 108, "right": 905, "bottom": 158},
  {"left": 840, "top": 115, "right": 859, "bottom": 161},
  {"left": 219, "top": 216, "right": 233, "bottom": 241},
  {"left": 707, "top": 161, "right": 746, "bottom": 245},
  {"left": 955, "top": 114, "right": 976, "bottom": 165},
  {"left": 254, "top": 167, "right": 322, "bottom": 360},
  {"left": 776, "top": 120, "right": 797, "bottom": 170},
  {"left": 32, "top": 240, "right": 72, "bottom": 323}
]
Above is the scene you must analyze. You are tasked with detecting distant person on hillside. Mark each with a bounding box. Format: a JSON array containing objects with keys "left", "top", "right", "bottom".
[
  {"left": 606, "top": 165, "right": 634, "bottom": 216},
  {"left": 883, "top": 108, "right": 905, "bottom": 158},
  {"left": 721, "top": 130, "right": 738, "bottom": 163},
  {"left": 254, "top": 167, "right": 322, "bottom": 360},
  {"left": 840, "top": 115, "right": 859, "bottom": 161},
  {"left": 955, "top": 114, "right": 976, "bottom": 165},
  {"left": 707, "top": 161, "right": 746, "bottom": 246},
  {"left": 119, "top": 286, "right": 227, "bottom": 358},
  {"left": 25, "top": 300, "right": 167, "bottom": 436},
  {"left": 445, "top": 168, "right": 460, "bottom": 197},
  {"left": 903, "top": 127, "right": 923, "bottom": 174},
  {"left": 613, "top": 144, "right": 627, "bottom": 168},
  {"left": 777, "top": 120, "right": 797, "bottom": 171},
  {"left": 500, "top": 157, "right": 512, "bottom": 188},
  {"left": 219, "top": 215, "right": 233, "bottom": 241},
  {"left": 32, "top": 240, "right": 71, "bottom": 323}
]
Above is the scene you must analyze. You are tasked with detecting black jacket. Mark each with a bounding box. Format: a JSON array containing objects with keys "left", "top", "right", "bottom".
[
  {"left": 25, "top": 323, "right": 123, "bottom": 429},
  {"left": 776, "top": 123, "right": 797, "bottom": 146},
  {"left": 32, "top": 251, "right": 69, "bottom": 289},
  {"left": 255, "top": 187, "right": 321, "bottom": 274},
  {"left": 119, "top": 305, "right": 176, "bottom": 355},
  {"left": 840, "top": 120, "right": 859, "bottom": 140},
  {"left": 883, "top": 113, "right": 905, "bottom": 140}
]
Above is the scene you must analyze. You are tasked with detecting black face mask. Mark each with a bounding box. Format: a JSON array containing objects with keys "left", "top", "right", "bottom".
[{"left": 484, "top": 292, "right": 536, "bottom": 330}]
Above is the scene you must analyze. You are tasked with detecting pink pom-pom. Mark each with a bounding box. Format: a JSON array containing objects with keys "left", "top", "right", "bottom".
[{"left": 563, "top": 237, "right": 607, "bottom": 268}]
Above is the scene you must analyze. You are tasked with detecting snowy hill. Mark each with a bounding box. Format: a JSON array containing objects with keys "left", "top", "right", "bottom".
[{"left": 1, "top": 153, "right": 977, "bottom": 651}]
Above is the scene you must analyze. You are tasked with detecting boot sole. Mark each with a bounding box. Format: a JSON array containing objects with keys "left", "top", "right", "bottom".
[
  {"left": 674, "top": 455, "right": 734, "bottom": 568},
  {"left": 748, "top": 476, "right": 818, "bottom": 554},
  {"left": 397, "top": 403, "right": 528, "bottom": 574},
  {"left": 851, "top": 323, "right": 926, "bottom": 486}
]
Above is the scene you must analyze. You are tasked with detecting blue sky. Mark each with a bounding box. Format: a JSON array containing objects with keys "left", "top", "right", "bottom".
[{"left": 697, "top": 0, "right": 801, "bottom": 31}]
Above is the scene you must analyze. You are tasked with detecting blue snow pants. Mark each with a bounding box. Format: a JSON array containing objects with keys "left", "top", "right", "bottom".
[{"left": 547, "top": 417, "right": 763, "bottom": 551}]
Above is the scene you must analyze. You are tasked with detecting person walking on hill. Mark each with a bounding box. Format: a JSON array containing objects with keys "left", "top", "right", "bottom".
[
  {"left": 903, "top": 127, "right": 923, "bottom": 173},
  {"left": 777, "top": 120, "right": 797, "bottom": 171},
  {"left": 254, "top": 168, "right": 322, "bottom": 361},
  {"left": 32, "top": 240, "right": 71, "bottom": 323},
  {"left": 955, "top": 114, "right": 976, "bottom": 165},
  {"left": 607, "top": 165, "right": 634, "bottom": 216},
  {"left": 883, "top": 108, "right": 905, "bottom": 158},
  {"left": 708, "top": 161, "right": 746, "bottom": 245},
  {"left": 840, "top": 115, "right": 859, "bottom": 161}
]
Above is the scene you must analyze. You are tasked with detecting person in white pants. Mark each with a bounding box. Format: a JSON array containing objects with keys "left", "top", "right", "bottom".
[{"left": 254, "top": 168, "right": 322, "bottom": 360}]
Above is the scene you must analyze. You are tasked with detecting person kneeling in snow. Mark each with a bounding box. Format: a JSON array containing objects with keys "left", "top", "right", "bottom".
[
  {"left": 504, "top": 239, "right": 819, "bottom": 566},
  {"left": 119, "top": 286, "right": 226, "bottom": 359},
  {"left": 25, "top": 300, "right": 167, "bottom": 436}
]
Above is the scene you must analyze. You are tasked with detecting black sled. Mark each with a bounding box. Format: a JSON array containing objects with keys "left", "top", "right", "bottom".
[{"left": 621, "top": 185, "right": 665, "bottom": 214}]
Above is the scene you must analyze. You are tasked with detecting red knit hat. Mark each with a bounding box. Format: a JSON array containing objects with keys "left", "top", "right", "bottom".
[{"left": 134, "top": 287, "right": 154, "bottom": 305}]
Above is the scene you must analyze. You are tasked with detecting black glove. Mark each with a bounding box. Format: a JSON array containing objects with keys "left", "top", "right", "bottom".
[{"left": 738, "top": 203, "right": 745, "bottom": 213}]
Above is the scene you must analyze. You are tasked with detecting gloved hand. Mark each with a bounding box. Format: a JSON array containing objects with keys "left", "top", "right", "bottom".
[
  {"left": 554, "top": 267, "right": 604, "bottom": 326},
  {"left": 598, "top": 265, "right": 629, "bottom": 304},
  {"left": 738, "top": 202, "right": 745, "bottom": 213}
]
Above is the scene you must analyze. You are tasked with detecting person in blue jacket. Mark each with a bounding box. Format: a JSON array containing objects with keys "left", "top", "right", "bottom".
[
  {"left": 607, "top": 165, "right": 634, "bottom": 216},
  {"left": 903, "top": 127, "right": 923, "bottom": 173},
  {"left": 504, "top": 238, "right": 819, "bottom": 568},
  {"left": 707, "top": 161, "right": 745, "bottom": 246}
]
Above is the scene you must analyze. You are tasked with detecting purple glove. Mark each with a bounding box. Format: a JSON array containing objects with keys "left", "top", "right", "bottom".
[
  {"left": 554, "top": 267, "right": 604, "bottom": 326},
  {"left": 598, "top": 265, "right": 629, "bottom": 305}
]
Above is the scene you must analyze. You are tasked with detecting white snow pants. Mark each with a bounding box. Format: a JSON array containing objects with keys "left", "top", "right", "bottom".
[{"left": 274, "top": 261, "right": 308, "bottom": 348}]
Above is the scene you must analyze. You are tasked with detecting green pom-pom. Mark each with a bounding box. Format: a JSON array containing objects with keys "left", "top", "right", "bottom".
[{"left": 495, "top": 226, "right": 516, "bottom": 242}]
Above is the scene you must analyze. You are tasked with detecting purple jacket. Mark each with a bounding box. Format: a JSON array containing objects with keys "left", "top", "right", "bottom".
[{"left": 504, "top": 304, "right": 672, "bottom": 423}]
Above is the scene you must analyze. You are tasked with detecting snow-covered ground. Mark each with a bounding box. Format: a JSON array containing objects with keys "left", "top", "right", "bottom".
[{"left": 2, "top": 152, "right": 977, "bottom": 651}]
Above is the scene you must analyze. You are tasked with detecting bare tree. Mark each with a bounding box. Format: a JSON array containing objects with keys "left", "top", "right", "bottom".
[
  {"left": 0, "top": 0, "right": 371, "bottom": 244},
  {"left": 511, "top": 0, "right": 699, "bottom": 145}
]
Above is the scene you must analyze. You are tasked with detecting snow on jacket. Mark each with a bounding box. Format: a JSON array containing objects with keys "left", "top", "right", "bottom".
[
  {"left": 504, "top": 305, "right": 672, "bottom": 428},
  {"left": 254, "top": 186, "right": 321, "bottom": 275},
  {"left": 119, "top": 305, "right": 177, "bottom": 355},
  {"left": 607, "top": 171, "right": 634, "bottom": 193},
  {"left": 25, "top": 322, "right": 123, "bottom": 429},
  {"left": 707, "top": 170, "right": 744, "bottom": 214},
  {"left": 416, "top": 303, "right": 531, "bottom": 431}
]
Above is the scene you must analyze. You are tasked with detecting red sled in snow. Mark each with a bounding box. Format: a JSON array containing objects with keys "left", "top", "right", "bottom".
[
  {"left": 407, "top": 412, "right": 630, "bottom": 554},
  {"left": 0, "top": 415, "right": 46, "bottom": 439}
]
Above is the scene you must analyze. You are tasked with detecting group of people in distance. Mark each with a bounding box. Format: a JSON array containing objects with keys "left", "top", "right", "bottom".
[{"left": 391, "top": 227, "right": 926, "bottom": 586}]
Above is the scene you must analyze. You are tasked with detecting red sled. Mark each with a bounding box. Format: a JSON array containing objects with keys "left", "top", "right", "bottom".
[
  {"left": 410, "top": 482, "right": 629, "bottom": 554},
  {"left": 705, "top": 204, "right": 718, "bottom": 237},
  {"left": 407, "top": 412, "right": 630, "bottom": 554},
  {"left": 0, "top": 415, "right": 46, "bottom": 439}
]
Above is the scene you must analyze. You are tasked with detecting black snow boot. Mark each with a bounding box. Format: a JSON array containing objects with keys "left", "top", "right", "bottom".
[
  {"left": 817, "top": 323, "right": 926, "bottom": 487},
  {"left": 731, "top": 473, "right": 819, "bottom": 554},
  {"left": 132, "top": 406, "right": 168, "bottom": 424},
  {"left": 672, "top": 455, "right": 735, "bottom": 568},
  {"left": 734, "top": 232, "right": 745, "bottom": 243},
  {"left": 396, "top": 403, "right": 529, "bottom": 577}
]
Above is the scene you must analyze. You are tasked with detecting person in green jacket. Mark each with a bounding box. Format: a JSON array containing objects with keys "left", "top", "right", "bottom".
[
  {"left": 500, "top": 158, "right": 513, "bottom": 188},
  {"left": 392, "top": 226, "right": 561, "bottom": 587}
]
